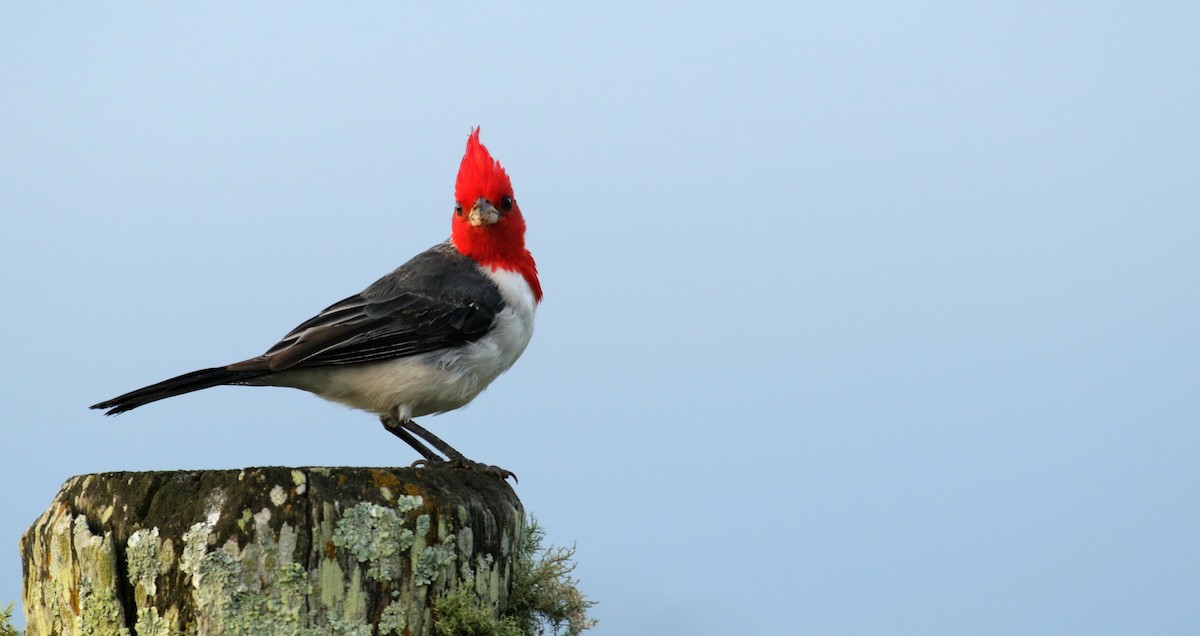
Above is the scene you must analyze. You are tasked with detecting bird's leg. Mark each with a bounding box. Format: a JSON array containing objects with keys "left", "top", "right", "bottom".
[
  {"left": 398, "top": 418, "right": 468, "bottom": 463},
  {"left": 400, "top": 418, "right": 517, "bottom": 483},
  {"left": 380, "top": 413, "right": 442, "bottom": 463}
]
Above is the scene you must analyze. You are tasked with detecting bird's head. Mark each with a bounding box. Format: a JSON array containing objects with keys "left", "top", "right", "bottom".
[{"left": 451, "top": 128, "right": 541, "bottom": 301}]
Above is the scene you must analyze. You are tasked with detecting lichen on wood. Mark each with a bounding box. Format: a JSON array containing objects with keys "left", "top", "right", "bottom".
[{"left": 20, "top": 467, "right": 526, "bottom": 635}]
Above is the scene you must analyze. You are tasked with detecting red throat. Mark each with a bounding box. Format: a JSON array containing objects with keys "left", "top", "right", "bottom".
[{"left": 450, "top": 129, "right": 542, "bottom": 302}]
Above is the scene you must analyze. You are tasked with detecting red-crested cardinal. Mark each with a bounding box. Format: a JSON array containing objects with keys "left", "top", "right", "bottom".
[{"left": 92, "top": 129, "right": 541, "bottom": 479}]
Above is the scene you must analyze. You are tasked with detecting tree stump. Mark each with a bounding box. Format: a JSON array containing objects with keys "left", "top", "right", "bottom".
[{"left": 20, "top": 467, "right": 524, "bottom": 636}]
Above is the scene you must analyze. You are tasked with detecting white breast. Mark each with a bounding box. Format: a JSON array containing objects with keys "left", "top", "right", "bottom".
[
  {"left": 271, "top": 266, "right": 537, "bottom": 419},
  {"left": 478, "top": 267, "right": 539, "bottom": 366}
]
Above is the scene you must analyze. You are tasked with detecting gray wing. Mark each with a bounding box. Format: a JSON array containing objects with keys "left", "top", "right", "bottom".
[{"left": 232, "top": 242, "right": 504, "bottom": 373}]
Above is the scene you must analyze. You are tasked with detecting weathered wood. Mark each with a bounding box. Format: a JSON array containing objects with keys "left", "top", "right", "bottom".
[{"left": 20, "top": 467, "right": 524, "bottom": 636}]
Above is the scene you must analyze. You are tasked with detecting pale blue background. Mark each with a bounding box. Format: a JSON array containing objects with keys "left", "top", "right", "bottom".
[{"left": 3, "top": 3, "right": 1198, "bottom": 634}]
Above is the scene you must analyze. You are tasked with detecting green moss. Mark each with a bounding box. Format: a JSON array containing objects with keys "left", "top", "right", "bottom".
[
  {"left": 317, "top": 557, "right": 346, "bottom": 608},
  {"left": 341, "top": 566, "right": 367, "bottom": 625},
  {"left": 186, "top": 537, "right": 313, "bottom": 634},
  {"left": 126, "top": 528, "right": 161, "bottom": 598},
  {"left": 396, "top": 494, "right": 424, "bottom": 513},
  {"left": 77, "top": 580, "right": 125, "bottom": 636},
  {"left": 0, "top": 603, "right": 21, "bottom": 636},
  {"left": 179, "top": 507, "right": 316, "bottom": 634},
  {"left": 24, "top": 471, "right": 585, "bottom": 635},
  {"left": 133, "top": 607, "right": 170, "bottom": 636},
  {"left": 500, "top": 518, "right": 597, "bottom": 636},
  {"left": 433, "top": 587, "right": 523, "bottom": 636},
  {"left": 378, "top": 601, "right": 408, "bottom": 635},
  {"left": 237, "top": 508, "right": 253, "bottom": 532},
  {"left": 179, "top": 518, "right": 216, "bottom": 579},
  {"left": 325, "top": 616, "right": 373, "bottom": 635},
  {"left": 414, "top": 536, "right": 457, "bottom": 587},
  {"left": 331, "top": 502, "right": 418, "bottom": 582},
  {"left": 71, "top": 517, "right": 128, "bottom": 636},
  {"left": 126, "top": 529, "right": 171, "bottom": 636},
  {"left": 434, "top": 517, "right": 595, "bottom": 636}
]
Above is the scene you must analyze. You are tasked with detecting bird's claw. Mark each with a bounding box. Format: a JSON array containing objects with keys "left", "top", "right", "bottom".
[
  {"left": 463, "top": 460, "right": 518, "bottom": 483},
  {"left": 410, "top": 457, "right": 517, "bottom": 483}
]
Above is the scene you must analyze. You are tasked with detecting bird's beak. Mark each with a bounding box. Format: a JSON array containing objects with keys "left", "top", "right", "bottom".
[{"left": 468, "top": 198, "right": 501, "bottom": 227}]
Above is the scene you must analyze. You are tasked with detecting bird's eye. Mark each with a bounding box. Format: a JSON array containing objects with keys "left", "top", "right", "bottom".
[
  {"left": 455, "top": 202, "right": 463, "bottom": 216},
  {"left": 500, "top": 196, "right": 513, "bottom": 211}
]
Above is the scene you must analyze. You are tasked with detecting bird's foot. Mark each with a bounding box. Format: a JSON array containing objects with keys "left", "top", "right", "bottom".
[{"left": 410, "top": 457, "right": 517, "bottom": 483}]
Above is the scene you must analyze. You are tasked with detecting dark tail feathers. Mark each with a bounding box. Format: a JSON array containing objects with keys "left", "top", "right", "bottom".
[{"left": 91, "top": 366, "right": 269, "bottom": 415}]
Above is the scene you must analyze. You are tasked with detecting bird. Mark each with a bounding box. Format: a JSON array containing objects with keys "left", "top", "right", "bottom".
[{"left": 91, "top": 128, "right": 541, "bottom": 479}]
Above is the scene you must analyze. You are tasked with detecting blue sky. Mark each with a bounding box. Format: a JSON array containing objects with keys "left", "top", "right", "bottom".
[{"left": 2, "top": 3, "right": 1198, "bottom": 633}]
